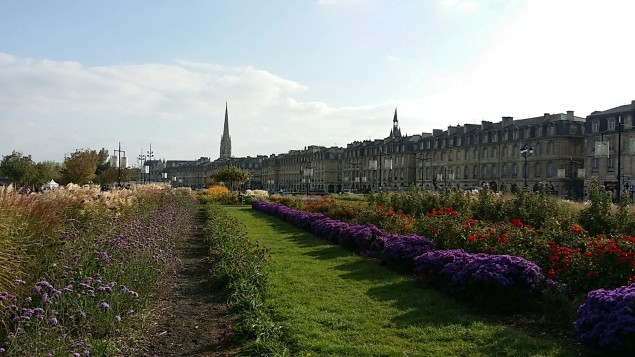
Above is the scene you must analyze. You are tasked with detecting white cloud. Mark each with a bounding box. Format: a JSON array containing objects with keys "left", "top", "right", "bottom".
[{"left": 0, "top": 53, "right": 395, "bottom": 162}]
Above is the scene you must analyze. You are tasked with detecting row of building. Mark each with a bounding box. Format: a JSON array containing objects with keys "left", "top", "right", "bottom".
[{"left": 148, "top": 99, "right": 635, "bottom": 200}]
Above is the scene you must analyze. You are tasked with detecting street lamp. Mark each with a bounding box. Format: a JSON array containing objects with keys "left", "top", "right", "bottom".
[
  {"left": 347, "top": 162, "right": 359, "bottom": 193},
  {"left": 520, "top": 144, "right": 534, "bottom": 188},
  {"left": 146, "top": 143, "right": 154, "bottom": 182},
  {"left": 302, "top": 164, "right": 313, "bottom": 196},
  {"left": 113, "top": 142, "right": 125, "bottom": 188},
  {"left": 137, "top": 152, "right": 146, "bottom": 184},
  {"left": 416, "top": 156, "right": 432, "bottom": 190}
]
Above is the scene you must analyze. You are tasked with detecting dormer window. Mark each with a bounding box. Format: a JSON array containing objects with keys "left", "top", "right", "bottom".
[{"left": 608, "top": 118, "right": 616, "bottom": 131}]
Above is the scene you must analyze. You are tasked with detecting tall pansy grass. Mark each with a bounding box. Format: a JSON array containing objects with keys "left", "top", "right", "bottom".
[{"left": 0, "top": 186, "right": 197, "bottom": 356}]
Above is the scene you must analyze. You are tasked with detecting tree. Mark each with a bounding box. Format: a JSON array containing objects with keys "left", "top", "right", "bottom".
[
  {"left": 0, "top": 151, "right": 37, "bottom": 188},
  {"left": 95, "top": 148, "right": 111, "bottom": 176},
  {"left": 61, "top": 149, "right": 100, "bottom": 185},
  {"left": 211, "top": 166, "right": 251, "bottom": 191},
  {"left": 98, "top": 166, "right": 131, "bottom": 185},
  {"left": 34, "top": 161, "right": 62, "bottom": 187}
]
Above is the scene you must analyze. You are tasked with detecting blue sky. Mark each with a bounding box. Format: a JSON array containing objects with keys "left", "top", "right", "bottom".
[{"left": 1, "top": 0, "right": 633, "bottom": 163}]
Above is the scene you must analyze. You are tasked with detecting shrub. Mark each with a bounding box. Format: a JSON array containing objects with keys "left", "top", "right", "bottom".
[
  {"left": 372, "top": 234, "right": 436, "bottom": 273},
  {"left": 414, "top": 249, "right": 546, "bottom": 311},
  {"left": 575, "top": 284, "right": 635, "bottom": 356}
]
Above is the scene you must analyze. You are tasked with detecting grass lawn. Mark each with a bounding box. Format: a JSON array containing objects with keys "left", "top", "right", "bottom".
[{"left": 225, "top": 206, "right": 581, "bottom": 357}]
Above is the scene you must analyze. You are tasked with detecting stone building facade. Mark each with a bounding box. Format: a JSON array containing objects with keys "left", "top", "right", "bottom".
[
  {"left": 163, "top": 100, "right": 635, "bottom": 199},
  {"left": 583, "top": 100, "right": 635, "bottom": 198}
]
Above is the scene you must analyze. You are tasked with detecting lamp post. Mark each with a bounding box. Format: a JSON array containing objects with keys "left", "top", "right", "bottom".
[
  {"left": 113, "top": 142, "right": 125, "bottom": 188},
  {"left": 347, "top": 162, "right": 359, "bottom": 193},
  {"left": 137, "top": 151, "right": 146, "bottom": 184},
  {"left": 520, "top": 144, "right": 534, "bottom": 188},
  {"left": 617, "top": 116, "right": 623, "bottom": 202},
  {"left": 146, "top": 143, "right": 154, "bottom": 183},
  {"left": 302, "top": 164, "right": 313, "bottom": 196},
  {"left": 416, "top": 156, "right": 432, "bottom": 190}
]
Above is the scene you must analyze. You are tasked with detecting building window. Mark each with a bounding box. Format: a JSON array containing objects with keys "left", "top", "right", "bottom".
[
  {"left": 607, "top": 157, "right": 615, "bottom": 172},
  {"left": 512, "top": 145, "right": 518, "bottom": 157},
  {"left": 481, "top": 147, "right": 487, "bottom": 159},
  {"left": 502, "top": 147, "right": 508, "bottom": 158},
  {"left": 534, "top": 143, "right": 541, "bottom": 156},
  {"left": 501, "top": 164, "right": 507, "bottom": 178},
  {"left": 608, "top": 118, "right": 616, "bottom": 131},
  {"left": 592, "top": 158, "right": 598, "bottom": 172},
  {"left": 457, "top": 137, "right": 462, "bottom": 146},
  {"left": 548, "top": 125, "right": 555, "bottom": 135},
  {"left": 534, "top": 163, "right": 541, "bottom": 177},
  {"left": 547, "top": 161, "right": 554, "bottom": 177},
  {"left": 524, "top": 128, "right": 531, "bottom": 138},
  {"left": 547, "top": 141, "right": 554, "bottom": 155},
  {"left": 513, "top": 130, "right": 520, "bottom": 140},
  {"left": 473, "top": 149, "right": 477, "bottom": 159},
  {"left": 491, "top": 147, "right": 497, "bottom": 158},
  {"left": 464, "top": 165, "right": 469, "bottom": 179},
  {"left": 512, "top": 163, "right": 517, "bottom": 177},
  {"left": 503, "top": 131, "right": 509, "bottom": 141},
  {"left": 592, "top": 120, "right": 600, "bottom": 133},
  {"left": 492, "top": 132, "right": 498, "bottom": 142},
  {"left": 473, "top": 165, "right": 478, "bottom": 179},
  {"left": 482, "top": 134, "right": 488, "bottom": 144},
  {"left": 536, "top": 127, "right": 543, "bottom": 137}
]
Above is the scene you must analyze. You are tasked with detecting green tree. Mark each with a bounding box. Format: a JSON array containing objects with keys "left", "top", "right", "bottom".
[
  {"left": 61, "top": 149, "right": 100, "bottom": 185},
  {"left": 0, "top": 151, "right": 37, "bottom": 188},
  {"left": 211, "top": 166, "right": 251, "bottom": 191},
  {"left": 98, "top": 166, "right": 131, "bottom": 185},
  {"left": 95, "top": 148, "right": 111, "bottom": 176},
  {"left": 34, "top": 160, "right": 62, "bottom": 187}
]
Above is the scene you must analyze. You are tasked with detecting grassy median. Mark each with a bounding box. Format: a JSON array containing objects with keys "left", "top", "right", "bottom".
[{"left": 224, "top": 205, "right": 580, "bottom": 357}]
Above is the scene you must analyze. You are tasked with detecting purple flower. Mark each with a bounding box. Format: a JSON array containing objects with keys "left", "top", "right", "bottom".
[
  {"left": 98, "top": 301, "right": 110, "bottom": 309},
  {"left": 115, "top": 315, "right": 121, "bottom": 322},
  {"left": 49, "top": 317, "right": 58, "bottom": 326},
  {"left": 575, "top": 284, "right": 635, "bottom": 355}
]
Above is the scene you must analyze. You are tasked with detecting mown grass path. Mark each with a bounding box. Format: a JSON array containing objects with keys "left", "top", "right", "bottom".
[{"left": 225, "top": 206, "right": 581, "bottom": 357}]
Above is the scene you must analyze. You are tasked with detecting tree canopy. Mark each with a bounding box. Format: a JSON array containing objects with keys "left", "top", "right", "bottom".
[
  {"left": 61, "top": 149, "right": 100, "bottom": 185},
  {"left": 210, "top": 166, "right": 251, "bottom": 191},
  {"left": 0, "top": 151, "right": 37, "bottom": 187}
]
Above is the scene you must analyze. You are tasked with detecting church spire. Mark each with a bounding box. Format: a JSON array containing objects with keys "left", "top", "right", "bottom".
[
  {"left": 389, "top": 107, "right": 402, "bottom": 138},
  {"left": 220, "top": 102, "right": 232, "bottom": 159}
]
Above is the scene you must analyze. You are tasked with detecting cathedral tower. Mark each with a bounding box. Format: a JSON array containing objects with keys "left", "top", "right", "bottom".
[
  {"left": 389, "top": 107, "right": 402, "bottom": 138},
  {"left": 219, "top": 102, "right": 232, "bottom": 159}
]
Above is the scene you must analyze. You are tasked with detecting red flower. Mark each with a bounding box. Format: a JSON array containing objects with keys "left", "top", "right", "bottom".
[
  {"left": 570, "top": 226, "right": 582, "bottom": 234},
  {"left": 547, "top": 269, "right": 557, "bottom": 278}
]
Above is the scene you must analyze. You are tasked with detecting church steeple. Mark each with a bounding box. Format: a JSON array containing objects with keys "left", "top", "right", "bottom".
[
  {"left": 220, "top": 102, "right": 232, "bottom": 159},
  {"left": 389, "top": 107, "right": 402, "bottom": 138}
]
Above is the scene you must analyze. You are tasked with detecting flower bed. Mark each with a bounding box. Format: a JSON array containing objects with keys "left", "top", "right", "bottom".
[
  {"left": 252, "top": 200, "right": 547, "bottom": 310},
  {"left": 575, "top": 284, "right": 635, "bottom": 355}
]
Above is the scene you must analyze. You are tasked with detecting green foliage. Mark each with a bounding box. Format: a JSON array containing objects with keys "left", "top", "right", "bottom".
[
  {"left": 472, "top": 187, "right": 510, "bottom": 222},
  {"left": 202, "top": 204, "right": 288, "bottom": 356},
  {"left": 579, "top": 178, "right": 614, "bottom": 235},
  {"left": 61, "top": 149, "right": 100, "bottom": 185},
  {"left": 210, "top": 166, "right": 251, "bottom": 192},
  {"left": 0, "top": 151, "right": 37, "bottom": 187},
  {"left": 509, "top": 185, "right": 576, "bottom": 231}
]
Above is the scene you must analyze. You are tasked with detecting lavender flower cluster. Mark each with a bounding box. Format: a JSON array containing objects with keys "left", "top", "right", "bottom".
[
  {"left": 252, "top": 200, "right": 547, "bottom": 310},
  {"left": 574, "top": 283, "right": 635, "bottom": 355},
  {"left": 413, "top": 250, "right": 546, "bottom": 308},
  {"left": 252, "top": 201, "right": 431, "bottom": 271}
]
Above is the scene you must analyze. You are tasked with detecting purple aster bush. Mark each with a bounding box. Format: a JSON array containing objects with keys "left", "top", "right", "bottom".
[
  {"left": 375, "top": 234, "right": 436, "bottom": 273},
  {"left": 339, "top": 223, "right": 384, "bottom": 252},
  {"left": 414, "top": 249, "right": 546, "bottom": 311},
  {"left": 575, "top": 284, "right": 635, "bottom": 355}
]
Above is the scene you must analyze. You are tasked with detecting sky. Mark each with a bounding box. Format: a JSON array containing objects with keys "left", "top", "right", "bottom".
[{"left": 1, "top": 0, "right": 634, "bottom": 164}]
